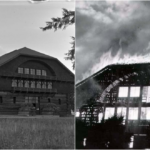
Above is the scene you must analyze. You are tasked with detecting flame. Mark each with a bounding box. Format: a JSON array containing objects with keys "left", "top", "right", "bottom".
[
  {"left": 92, "top": 49, "right": 150, "bottom": 75},
  {"left": 80, "top": 48, "right": 150, "bottom": 82}
]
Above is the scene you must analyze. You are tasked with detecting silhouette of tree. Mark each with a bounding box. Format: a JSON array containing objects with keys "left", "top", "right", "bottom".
[
  {"left": 41, "top": 8, "right": 75, "bottom": 69},
  {"left": 86, "top": 115, "right": 133, "bottom": 149},
  {"left": 76, "top": 118, "right": 88, "bottom": 149}
]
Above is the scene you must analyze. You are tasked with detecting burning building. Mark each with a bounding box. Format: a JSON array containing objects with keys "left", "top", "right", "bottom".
[
  {"left": 76, "top": 63, "right": 150, "bottom": 133},
  {"left": 0, "top": 47, "right": 74, "bottom": 115}
]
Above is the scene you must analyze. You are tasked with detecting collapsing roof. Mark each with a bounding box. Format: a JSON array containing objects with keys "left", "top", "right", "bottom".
[{"left": 76, "top": 63, "right": 150, "bottom": 87}]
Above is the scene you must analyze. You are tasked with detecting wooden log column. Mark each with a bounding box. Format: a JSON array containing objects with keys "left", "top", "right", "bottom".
[
  {"left": 125, "top": 86, "right": 130, "bottom": 128},
  {"left": 137, "top": 86, "right": 143, "bottom": 134}
]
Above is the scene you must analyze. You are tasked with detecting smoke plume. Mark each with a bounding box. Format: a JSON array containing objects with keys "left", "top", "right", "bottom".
[{"left": 76, "top": 1, "right": 150, "bottom": 83}]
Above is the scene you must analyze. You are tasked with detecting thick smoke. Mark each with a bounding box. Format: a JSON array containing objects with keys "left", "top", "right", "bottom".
[
  {"left": 76, "top": 78, "right": 101, "bottom": 108},
  {"left": 76, "top": 1, "right": 150, "bottom": 83}
]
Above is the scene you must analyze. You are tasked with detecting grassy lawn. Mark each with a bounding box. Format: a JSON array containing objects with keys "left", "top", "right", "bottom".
[{"left": 0, "top": 117, "right": 74, "bottom": 149}]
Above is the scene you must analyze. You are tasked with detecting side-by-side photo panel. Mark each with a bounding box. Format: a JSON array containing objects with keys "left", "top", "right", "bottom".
[
  {"left": 0, "top": 0, "right": 75, "bottom": 149},
  {"left": 76, "top": 1, "right": 150, "bottom": 149}
]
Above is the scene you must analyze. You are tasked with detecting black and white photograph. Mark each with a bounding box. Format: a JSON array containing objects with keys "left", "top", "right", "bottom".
[
  {"left": 0, "top": 0, "right": 75, "bottom": 149},
  {"left": 76, "top": 0, "right": 150, "bottom": 149}
]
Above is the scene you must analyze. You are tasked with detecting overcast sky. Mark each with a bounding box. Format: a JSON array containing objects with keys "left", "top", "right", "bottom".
[
  {"left": 76, "top": 1, "right": 150, "bottom": 83},
  {"left": 0, "top": 1, "right": 74, "bottom": 72}
]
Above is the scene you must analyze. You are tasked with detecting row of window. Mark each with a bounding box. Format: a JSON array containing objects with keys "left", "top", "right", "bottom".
[
  {"left": 18, "top": 67, "right": 47, "bottom": 76},
  {"left": 79, "top": 107, "right": 150, "bottom": 122},
  {"left": 0, "top": 96, "right": 61, "bottom": 105},
  {"left": 25, "top": 97, "right": 61, "bottom": 105},
  {"left": 102, "top": 107, "right": 150, "bottom": 121},
  {"left": 118, "top": 86, "right": 140, "bottom": 97},
  {"left": 12, "top": 79, "right": 52, "bottom": 89}
]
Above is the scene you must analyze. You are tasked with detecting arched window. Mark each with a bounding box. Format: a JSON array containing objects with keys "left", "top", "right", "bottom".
[
  {"left": 42, "top": 82, "right": 46, "bottom": 89},
  {"left": 24, "top": 80, "right": 29, "bottom": 88},
  {"left": 12, "top": 79, "right": 17, "bottom": 87},
  {"left": 37, "top": 81, "right": 41, "bottom": 88},
  {"left": 31, "top": 81, "right": 35, "bottom": 88},
  {"left": 18, "top": 80, "right": 23, "bottom": 87},
  {"left": 47, "top": 82, "right": 52, "bottom": 89}
]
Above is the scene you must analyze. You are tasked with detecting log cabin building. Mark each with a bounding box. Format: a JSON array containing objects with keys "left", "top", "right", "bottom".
[
  {"left": 0, "top": 47, "right": 74, "bottom": 115},
  {"left": 76, "top": 63, "right": 150, "bottom": 134}
]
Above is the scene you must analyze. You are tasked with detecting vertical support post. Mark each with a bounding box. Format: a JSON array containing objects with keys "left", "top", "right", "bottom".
[
  {"left": 138, "top": 86, "right": 143, "bottom": 134},
  {"left": 38, "top": 96, "right": 41, "bottom": 115},
  {"left": 66, "top": 94, "right": 69, "bottom": 113},
  {"left": 103, "top": 104, "right": 106, "bottom": 120},
  {"left": 125, "top": 86, "right": 130, "bottom": 128}
]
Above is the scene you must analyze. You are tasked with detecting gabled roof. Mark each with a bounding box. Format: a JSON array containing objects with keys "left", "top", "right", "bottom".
[
  {"left": 0, "top": 47, "right": 56, "bottom": 66},
  {"left": 0, "top": 47, "right": 74, "bottom": 77}
]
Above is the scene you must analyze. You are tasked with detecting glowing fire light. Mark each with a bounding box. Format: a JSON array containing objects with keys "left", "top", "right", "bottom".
[
  {"left": 76, "top": 112, "right": 80, "bottom": 117},
  {"left": 83, "top": 49, "right": 150, "bottom": 81}
]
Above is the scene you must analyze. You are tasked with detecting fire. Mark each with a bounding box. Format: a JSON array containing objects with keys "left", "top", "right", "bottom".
[{"left": 90, "top": 49, "right": 150, "bottom": 78}]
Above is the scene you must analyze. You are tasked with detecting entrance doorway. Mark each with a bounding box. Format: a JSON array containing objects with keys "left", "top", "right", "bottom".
[{"left": 25, "top": 96, "right": 39, "bottom": 114}]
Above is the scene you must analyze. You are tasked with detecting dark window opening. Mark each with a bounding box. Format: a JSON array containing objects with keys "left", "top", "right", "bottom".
[
  {"left": 48, "top": 98, "right": 51, "bottom": 103},
  {"left": 13, "top": 97, "right": 16, "bottom": 104},
  {"left": 32, "top": 103, "right": 36, "bottom": 107},
  {"left": 0, "top": 97, "right": 2, "bottom": 103},
  {"left": 59, "top": 99, "right": 61, "bottom": 105}
]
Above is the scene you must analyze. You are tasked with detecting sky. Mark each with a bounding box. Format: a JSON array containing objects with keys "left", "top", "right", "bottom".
[
  {"left": 76, "top": 1, "right": 150, "bottom": 83},
  {"left": 0, "top": 0, "right": 75, "bottom": 72}
]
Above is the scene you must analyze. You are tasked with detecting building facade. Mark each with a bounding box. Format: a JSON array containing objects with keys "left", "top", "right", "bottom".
[
  {"left": 76, "top": 63, "right": 150, "bottom": 133},
  {"left": 0, "top": 47, "right": 74, "bottom": 115}
]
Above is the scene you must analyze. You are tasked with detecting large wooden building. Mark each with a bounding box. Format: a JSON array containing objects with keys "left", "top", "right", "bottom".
[
  {"left": 0, "top": 47, "right": 74, "bottom": 115},
  {"left": 76, "top": 63, "right": 150, "bottom": 134}
]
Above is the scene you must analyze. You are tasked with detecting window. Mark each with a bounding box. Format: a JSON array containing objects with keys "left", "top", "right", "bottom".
[
  {"left": 37, "top": 81, "right": 41, "bottom": 88},
  {"left": 30, "top": 69, "right": 35, "bottom": 75},
  {"left": 118, "top": 87, "right": 128, "bottom": 97},
  {"left": 24, "top": 80, "right": 29, "bottom": 88},
  {"left": 48, "top": 98, "right": 51, "bottom": 103},
  {"left": 58, "top": 99, "right": 61, "bottom": 105},
  {"left": 117, "top": 107, "right": 126, "bottom": 119},
  {"left": 18, "top": 80, "right": 23, "bottom": 87},
  {"left": 42, "top": 81, "right": 46, "bottom": 89},
  {"left": 12, "top": 79, "right": 17, "bottom": 87},
  {"left": 128, "top": 107, "right": 138, "bottom": 120},
  {"left": 31, "top": 81, "right": 35, "bottom": 88},
  {"left": 142, "top": 86, "right": 150, "bottom": 103},
  {"left": 47, "top": 82, "right": 52, "bottom": 89},
  {"left": 24, "top": 68, "right": 29, "bottom": 74},
  {"left": 130, "top": 87, "right": 140, "bottom": 97},
  {"left": 36, "top": 69, "right": 41, "bottom": 75},
  {"left": 98, "top": 113, "right": 103, "bottom": 123},
  {"left": 25, "top": 97, "right": 38, "bottom": 103},
  {"left": 18, "top": 67, "right": 23, "bottom": 74},
  {"left": 105, "top": 107, "right": 115, "bottom": 120},
  {"left": 42, "top": 70, "right": 47, "bottom": 76},
  {"left": 141, "top": 107, "right": 150, "bottom": 120},
  {"left": 0, "top": 97, "right": 3, "bottom": 103}
]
